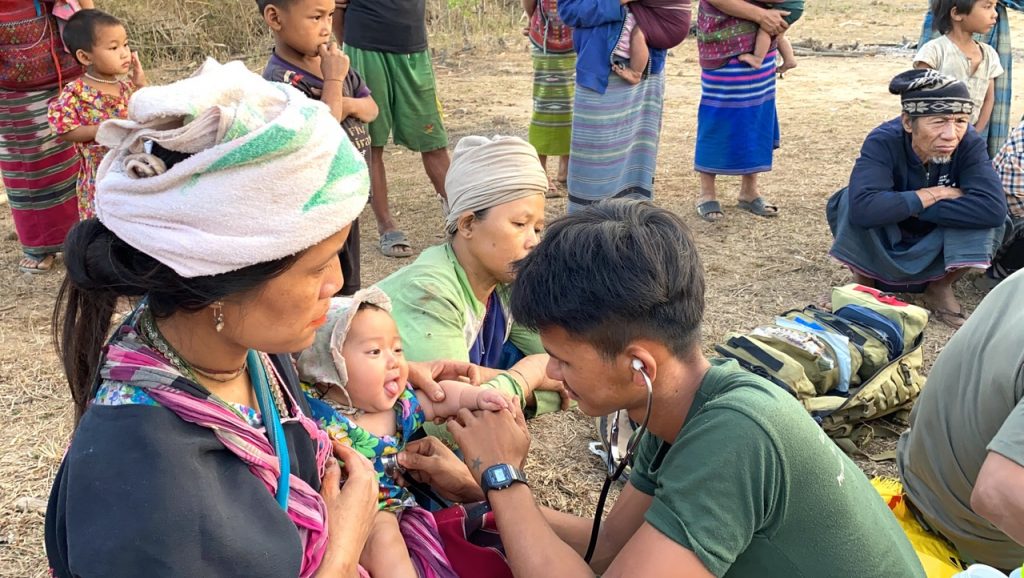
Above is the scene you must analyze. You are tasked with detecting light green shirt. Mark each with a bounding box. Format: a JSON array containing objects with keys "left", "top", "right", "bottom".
[
  {"left": 376, "top": 244, "right": 562, "bottom": 423},
  {"left": 898, "top": 269, "right": 1024, "bottom": 569},
  {"left": 631, "top": 359, "right": 924, "bottom": 578}
]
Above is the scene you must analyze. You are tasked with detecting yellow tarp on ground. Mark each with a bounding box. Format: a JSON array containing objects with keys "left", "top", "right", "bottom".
[{"left": 872, "top": 477, "right": 966, "bottom": 578}]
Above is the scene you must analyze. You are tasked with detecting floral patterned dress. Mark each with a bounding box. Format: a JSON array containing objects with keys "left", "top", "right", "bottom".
[
  {"left": 304, "top": 385, "right": 426, "bottom": 511},
  {"left": 47, "top": 78, "right": 134, "bottom": 219}
]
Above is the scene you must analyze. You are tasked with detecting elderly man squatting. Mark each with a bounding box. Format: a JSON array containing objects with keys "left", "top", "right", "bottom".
[{"left": 827, "top": 69, "right": 1007, "bottom": 329}]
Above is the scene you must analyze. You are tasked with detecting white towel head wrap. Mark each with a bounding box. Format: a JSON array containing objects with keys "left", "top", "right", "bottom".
[
  {"left": 94, "top": 59, "right": 369, "bottom": 278},
  {"left": 295, "top": 287, "right": 392, "bottom": 390},
  {"left": 442, "top": 135, "right": 547, "bottom": 235}
]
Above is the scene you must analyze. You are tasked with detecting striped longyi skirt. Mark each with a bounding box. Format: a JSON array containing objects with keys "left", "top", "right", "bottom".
[
  {"left": 567, "top": 71, "right": 665, "bottom": 212},
  {"left": 0, "top": 87, "right": 78, "bottom": 256},
  {"left": 528, "top": 48, "right": 575, "bottom": 158},
  {"left": 694, "top": 51, "right": 780, "bottom": 176}
]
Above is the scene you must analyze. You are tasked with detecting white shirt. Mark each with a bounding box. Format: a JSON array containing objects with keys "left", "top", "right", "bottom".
[{"left": 914, "top": 35, "right": 1004, "bottom": 124}]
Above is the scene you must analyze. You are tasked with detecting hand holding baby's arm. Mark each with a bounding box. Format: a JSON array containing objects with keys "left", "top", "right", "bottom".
[{"left": 419, "top": 380, "right": 516, "bottom": 422}]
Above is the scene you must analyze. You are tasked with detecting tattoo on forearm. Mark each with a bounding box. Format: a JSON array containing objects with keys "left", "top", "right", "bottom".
[{"left": 470, "top": 458, "right": 482, "bottom": 473}]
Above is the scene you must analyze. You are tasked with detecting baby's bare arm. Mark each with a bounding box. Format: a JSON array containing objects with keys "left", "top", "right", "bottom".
[
  {"left": 417, "top": 380, "right": 513, "bottom": 421},
  {"left": 359, "top": 511, "right": 417, "bottom": 578}
]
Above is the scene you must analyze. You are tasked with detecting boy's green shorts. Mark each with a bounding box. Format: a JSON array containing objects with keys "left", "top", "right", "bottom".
[{"left": 344, "top": 45, "right": 449, "bottom": 152}]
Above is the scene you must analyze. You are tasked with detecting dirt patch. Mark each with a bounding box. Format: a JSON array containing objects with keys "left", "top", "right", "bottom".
[{"left": 3, "top": 1, "right": 1023, "bottom": 574}]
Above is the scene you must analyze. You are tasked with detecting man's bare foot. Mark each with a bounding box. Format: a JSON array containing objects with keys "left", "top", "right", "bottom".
[
  {"left": 924, "top": 283, "right": 966, "bottom": 329},
  {"left": 613, "top": 64, "right": 643, "bottom": 85},
  {"left": 737, "top": 53, "right": 764, "bottom": 69},
  {"left": 777, "top": 59, "right": 797, "bottom": 76}
]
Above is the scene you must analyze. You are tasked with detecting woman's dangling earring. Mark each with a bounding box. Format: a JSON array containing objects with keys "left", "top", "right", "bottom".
[{"left": 213, "top": 301, "right": 225, "bottom": 333}]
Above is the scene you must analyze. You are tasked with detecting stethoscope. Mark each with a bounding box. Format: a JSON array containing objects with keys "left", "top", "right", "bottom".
[{"left": 583, "top": 358, "right": 653, "bottom": 564}]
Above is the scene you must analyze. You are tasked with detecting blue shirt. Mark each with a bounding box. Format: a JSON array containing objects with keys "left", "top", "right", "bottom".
[
  {"left": 847, "top": 117, "right": 1006, "bottom": 232},
  {"left": 558, "top": 0, "right": 667, "bottom": 94}
]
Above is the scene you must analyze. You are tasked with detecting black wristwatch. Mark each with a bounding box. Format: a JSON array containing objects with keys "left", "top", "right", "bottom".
[{"left": 480, "top": 463, "right": 529, "bottom": 497}]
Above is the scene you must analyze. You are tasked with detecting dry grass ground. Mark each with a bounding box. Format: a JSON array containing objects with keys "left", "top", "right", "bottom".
[{"left": 3, "top": 1, "right": 1024, "bottom": 575}]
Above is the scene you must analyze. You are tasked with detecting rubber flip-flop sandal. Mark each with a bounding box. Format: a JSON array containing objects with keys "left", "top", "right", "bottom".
[
  {"left": 696, "top": 200, "right": 724, "bottom": 222},
  {"left": 379, "top": 230, "right": 413, "bottom": 259},
  {"left": 19, "top": 253, "right": 55, "bottom": 274},
  {"left": 737, "top": 196, "right": 779, "bottom": 217},
  {"left": 931, "top": 308, "right": 968, "bottom": 330}
]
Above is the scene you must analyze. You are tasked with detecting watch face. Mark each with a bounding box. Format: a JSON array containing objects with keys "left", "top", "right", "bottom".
[
  {"left": 483, "top": 464, "right": 526, "bottom": 494},
  {"left": 491, "top": 468, "right": 510, "bottom": 484}
]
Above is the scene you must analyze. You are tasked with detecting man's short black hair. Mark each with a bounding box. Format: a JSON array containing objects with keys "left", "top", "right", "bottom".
[
  {"left": 931, "top": 0, "right": 981, "bottom": 34},
  {"left": 256, "top": 0, "right": 294, "bottom": 13},
  {"left": 511, "top": 200, "right": 706, "bottom": 360},
  {"left": 62, "top": 9, "right": 123, "bottom": 65}
]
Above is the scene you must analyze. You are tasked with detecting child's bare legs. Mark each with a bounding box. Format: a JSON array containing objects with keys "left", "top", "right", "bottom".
[
  {"left": 538, "top": 154, "right": 555, "bottom": 194},
  {"left": 359, "top": 511, "right": 417, "bottom": 578},
  {"left": 538, "top": 154, "right": 570, "bottom": 196},
  {"left": 737, "top": 28, "right": 773, "bottom": 69},
  {"left": 776, "top": 33, "right": 797, "bottom": 74},
  {"left": 614, "top": 26, "right": 648, "bottom": 85}
]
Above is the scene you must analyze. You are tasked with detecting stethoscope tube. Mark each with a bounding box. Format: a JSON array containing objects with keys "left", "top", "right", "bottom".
[{"left": 583, "top": 363, "right": 653, "bottom": 564}]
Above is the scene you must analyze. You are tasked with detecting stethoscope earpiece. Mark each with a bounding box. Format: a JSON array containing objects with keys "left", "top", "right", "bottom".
[{"left": 585, "top": 357, "right": 654, "bottom": 563}]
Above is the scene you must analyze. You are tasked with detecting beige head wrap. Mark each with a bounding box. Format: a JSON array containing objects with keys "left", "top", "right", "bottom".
[
  {"left": 442, "top": 135, "right": 548, "bottom": 234},
  {"left": 295, "top": 287, "right": 391, "bottom": 390}
]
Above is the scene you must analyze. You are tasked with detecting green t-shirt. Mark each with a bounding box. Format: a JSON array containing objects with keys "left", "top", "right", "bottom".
[
  {"left": 630, "top": 359, "right": 924, "bottom": 578},
  {"left": 897, "top": 270, "right": 1024, "bottom": 569}
]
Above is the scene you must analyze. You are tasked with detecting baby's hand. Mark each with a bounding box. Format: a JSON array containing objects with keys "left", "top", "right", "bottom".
[{"left": 476, "top": 389, "right": 516, "bottom": 414}]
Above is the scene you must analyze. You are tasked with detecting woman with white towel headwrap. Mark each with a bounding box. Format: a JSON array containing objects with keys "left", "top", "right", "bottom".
[
  {"left": 378, "top": 135, "right": 571, "bottom": 442},
  {"left": 45, "top": 60, "right": 477, "bottom": 578}
]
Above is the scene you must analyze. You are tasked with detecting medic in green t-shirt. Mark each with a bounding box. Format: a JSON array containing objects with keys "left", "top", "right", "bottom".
[{"left": 399, "top": 200, "right": 927, "bottom": 578}]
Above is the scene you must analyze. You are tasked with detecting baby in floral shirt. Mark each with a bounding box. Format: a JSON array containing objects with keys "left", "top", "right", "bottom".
[
  {"left": 296, "top": 287, "right": 513, "bottom": 578},
  {"left": 47, "top": 9, "right": 145, "bottom": 219}
]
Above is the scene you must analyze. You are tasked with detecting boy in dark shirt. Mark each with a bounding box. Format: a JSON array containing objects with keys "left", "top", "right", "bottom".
[{"left": 258, "top": 0, "right": 378, "bottom": 295}]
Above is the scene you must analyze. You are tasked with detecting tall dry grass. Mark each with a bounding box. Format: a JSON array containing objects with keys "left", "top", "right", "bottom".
[{"left": 102, "top": 0, "right": 526, "bottom": 73}]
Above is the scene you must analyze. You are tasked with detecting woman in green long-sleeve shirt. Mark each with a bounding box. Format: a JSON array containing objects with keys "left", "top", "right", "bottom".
[{"left": 377, "top": 135, "right": 569, "bottom": 421}]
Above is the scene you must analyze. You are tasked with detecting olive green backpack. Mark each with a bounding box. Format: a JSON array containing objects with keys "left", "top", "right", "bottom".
[{"left": 714, "top": 289, "right": 930, "bottom": 459}]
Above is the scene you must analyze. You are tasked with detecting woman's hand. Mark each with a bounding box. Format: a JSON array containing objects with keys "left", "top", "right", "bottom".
[
  {"left": 757, "top": 8, "right": 790, "bottom": 36},
  {"left": 408, "top": 359, "right": 486, "bottom": 402},
  {"left": 397, "top": 437, "right": 485, "bottom": 503},
  {"left": 315, "top": 442, "right": 378, "bottom": 577}
]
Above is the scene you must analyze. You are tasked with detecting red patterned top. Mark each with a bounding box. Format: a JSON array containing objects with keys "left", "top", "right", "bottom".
[{"left": 529, "top": 0, "right": 574, "bottom": 53}]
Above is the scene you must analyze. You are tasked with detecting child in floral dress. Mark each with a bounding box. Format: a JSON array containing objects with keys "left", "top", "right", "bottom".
[
  {"left": 296, "top": 287, "right": 515, "bottom": 578},
  {"left": 47, "top": 9, "right": 145, "bottom": 219}
]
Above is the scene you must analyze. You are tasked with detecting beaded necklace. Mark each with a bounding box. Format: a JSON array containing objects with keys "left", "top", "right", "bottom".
[{"left": 139, "top": 310, "right": 289, "bottom": 420}]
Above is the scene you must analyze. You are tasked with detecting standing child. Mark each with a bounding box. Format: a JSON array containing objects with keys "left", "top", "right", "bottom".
[
  {"left": 47, "top": 9, "right": 145, "bottom": 220},
  {"left": 737, "top": 0, "right": 803, "bottom": 75},
  {"left": 259, "top": 0, "right": 378, "bottom": 296},
  {"left": 296, "top": 288, "right": 515, "bottom": 578},
  {"left": 914, "top": 0, "right": 1002, "bottom": 133}
]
